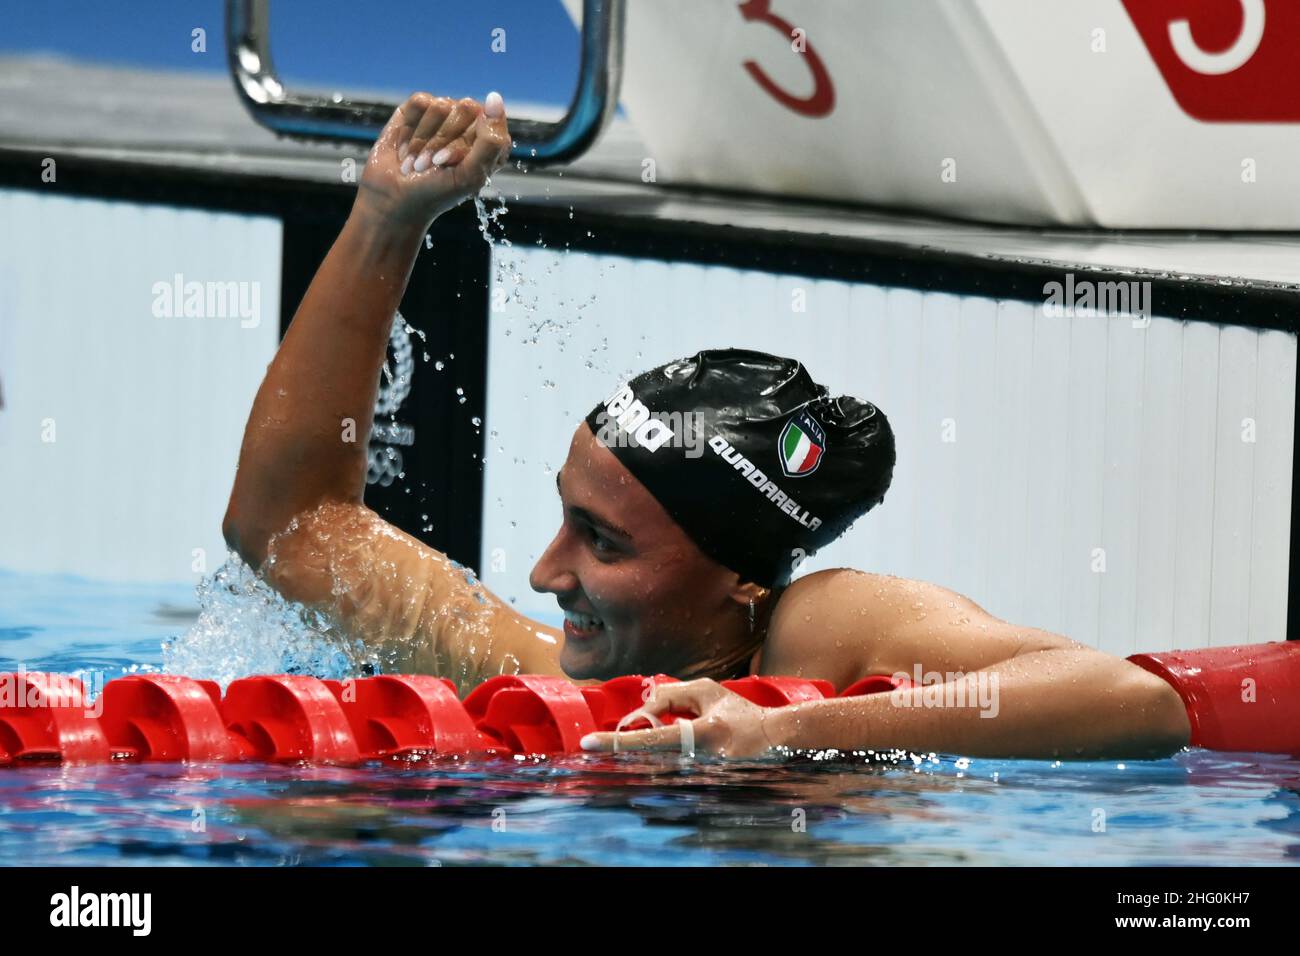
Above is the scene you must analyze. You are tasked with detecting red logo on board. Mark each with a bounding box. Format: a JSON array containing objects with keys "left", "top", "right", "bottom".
[{"left": 1121, "top": 0, "right": 1300, "bottom": 121}]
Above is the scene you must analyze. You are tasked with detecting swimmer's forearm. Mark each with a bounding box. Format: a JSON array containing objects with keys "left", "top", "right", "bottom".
[
  {"left": 224, "top": 203, "right": 428, "bottom": 565},
  {"left": 767, "top": 650, "right": 1191, "bottom": 759}
]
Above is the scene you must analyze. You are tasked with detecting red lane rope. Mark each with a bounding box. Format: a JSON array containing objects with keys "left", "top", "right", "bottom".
[
  {"left": 0, "top": 671, "right": 911, "bottom": 766},
  {"left": 4, "top": 642, "right": 1298, "bottom": 764}
]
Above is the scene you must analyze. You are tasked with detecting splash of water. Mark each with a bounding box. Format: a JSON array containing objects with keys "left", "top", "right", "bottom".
[
  {"left": 162, "top": 553, "right": 371, "bottom": 687},
  {"left": 476, "top": 179, "right": 618, "bottom": 394},
  {"left": 164, "top": 493, "right": 522, "bottom": 694},
  {"left": 163, "top": 550, "right": 511, "bottom": 695}
]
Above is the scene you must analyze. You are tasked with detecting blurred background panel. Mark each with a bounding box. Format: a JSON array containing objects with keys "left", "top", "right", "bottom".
[{"left": 0, "top": 191, "right": 281, "bottom": 583}]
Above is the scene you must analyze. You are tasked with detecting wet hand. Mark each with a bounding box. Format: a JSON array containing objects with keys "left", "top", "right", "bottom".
[
  {"left": 358, "top": 90, "right": 512, "bottom": 228},
  {"left": 579, "top": 678, "right": 787, "bottom": 758}
]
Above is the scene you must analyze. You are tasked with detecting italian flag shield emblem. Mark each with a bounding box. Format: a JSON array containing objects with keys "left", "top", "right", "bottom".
[{"left": 779, "top": 412, "right": 825, "bottom": 477}]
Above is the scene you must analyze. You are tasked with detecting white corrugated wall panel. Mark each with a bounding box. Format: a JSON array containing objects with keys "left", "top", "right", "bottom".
[
  {"left": 1172, "top": 324, "right": 1222, "bottom": 649},
  {"left": 1251, "top": 330, "right": 1297, "bottom": 642},
  {"left": 0, "top": 188, "right": 280, "bottom": 584},
  {"left": 482, "top": 246, "right": 1294, "bottom": 652}
]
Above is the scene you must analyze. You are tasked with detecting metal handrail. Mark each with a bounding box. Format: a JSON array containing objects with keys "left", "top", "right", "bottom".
[{"left": 225, "top": 0, "right": 625, "bottom": 166}]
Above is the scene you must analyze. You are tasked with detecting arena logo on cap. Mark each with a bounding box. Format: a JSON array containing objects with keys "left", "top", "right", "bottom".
[
  {"left": 778, "top": 410, "right": 826, "bottom": 478},
  {"left": 595, "top": 383, "right": 675, "bottom": 453}
]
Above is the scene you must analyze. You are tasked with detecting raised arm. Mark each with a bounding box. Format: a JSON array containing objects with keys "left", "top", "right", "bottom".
[
  {"left": 222, "top": 92, "right": 565, "bottom": 683},
  {"left": 222, "top": 92, "right": 506, "bottom": 565}
]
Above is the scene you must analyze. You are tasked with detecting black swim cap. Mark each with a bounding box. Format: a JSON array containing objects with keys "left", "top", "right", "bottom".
[{"left": 583, "top": 348, "right": 894, "bottom": 588}]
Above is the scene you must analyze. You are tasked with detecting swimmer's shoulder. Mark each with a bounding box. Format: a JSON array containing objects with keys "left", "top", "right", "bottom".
[
  {"left": 759, "top": 569, "right": 996, "bottom": 685},
  {"left": 759, "top": 568, "right": 897, "bottom": 686},
  {"left": 763, "top": 569, "right": 1081, "bottom": 684}
]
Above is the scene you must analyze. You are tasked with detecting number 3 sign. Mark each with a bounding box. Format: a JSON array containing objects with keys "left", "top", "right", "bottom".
[
  {"left": 737, "top": 0, "right": 835, "bottom": 117},
  {"left": 1121, "top": 0, "right": 1300, "bottom": 120}
]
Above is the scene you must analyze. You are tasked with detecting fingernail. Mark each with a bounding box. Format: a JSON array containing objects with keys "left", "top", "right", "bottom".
[
  {"left": 400, "top": 155, "right": 415, "bottom": 176},
  {"left": 579, "top": 734, "right": 601, "bottom": 751},
  {"left": 398, "top": 143, "right": 409, "bottom": 162},
  {"left": 485, "top": 91, "right": 504, "bottom": 118},
  {"left": 412, "top": 151, "right": 431, "bottom": 173},
  {"left": 431, "top": 146, "right": 452, "bottom": 167}
]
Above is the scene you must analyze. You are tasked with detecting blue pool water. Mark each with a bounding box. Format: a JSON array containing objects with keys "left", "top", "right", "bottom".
[{"left": 3, "top": 568, "right": 1299, "bottom": 866}]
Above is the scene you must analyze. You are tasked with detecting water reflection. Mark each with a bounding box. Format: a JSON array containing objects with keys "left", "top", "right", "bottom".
[{"left": 5, "top": 749, "right": 1296, "bottom": 866}]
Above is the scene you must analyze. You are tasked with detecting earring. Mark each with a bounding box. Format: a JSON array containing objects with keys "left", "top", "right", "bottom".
[{"left": 747, "top": 597, "right": 756, "bottom": 633}]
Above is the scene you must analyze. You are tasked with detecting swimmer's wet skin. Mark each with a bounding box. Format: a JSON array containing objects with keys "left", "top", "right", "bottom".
[{"left": 221, "top": 90, "right": 1192, "bottom": 761}]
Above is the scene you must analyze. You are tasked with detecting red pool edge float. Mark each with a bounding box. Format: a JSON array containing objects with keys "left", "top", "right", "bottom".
[
  {"left": 1127, "top": 642, "right": 1300, "bottom": 755},
  {"left": 1, "top": 643, "right": 1296, "bottom": 765}
]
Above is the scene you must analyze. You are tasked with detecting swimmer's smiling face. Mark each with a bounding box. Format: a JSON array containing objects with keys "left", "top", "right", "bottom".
[{"left": 528, "top": 424, "right": 761, "bottom": 681}]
